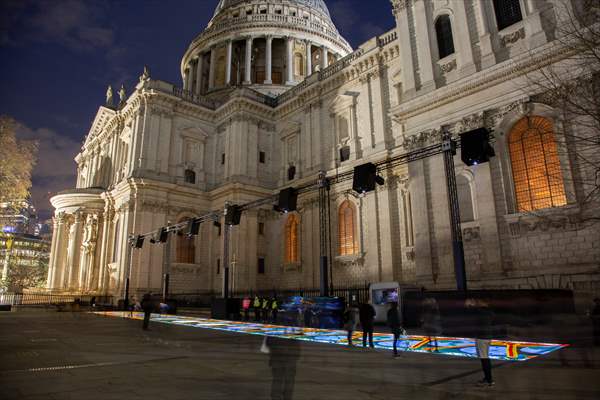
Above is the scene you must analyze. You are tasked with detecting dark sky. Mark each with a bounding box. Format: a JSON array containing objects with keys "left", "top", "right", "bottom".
[{"left": 0, "top": 0, "right": 395, "bottom": 219}]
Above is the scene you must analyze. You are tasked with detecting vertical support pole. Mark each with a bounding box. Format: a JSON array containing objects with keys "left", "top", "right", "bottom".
[
  {"left": 162, "top": 229, "right": 171, "bottom": 302},
  {"left": 442, "top": 128, "right": 467, "bottom": 292},
  {"left": 124, "top": 235, "right": 133, "bottom": 310},
  {"left": 222, "top": 204, "right": 231, "bottom": 299},
  {"left": 318, "top": 171, "right": 330, "bottom": 297}
]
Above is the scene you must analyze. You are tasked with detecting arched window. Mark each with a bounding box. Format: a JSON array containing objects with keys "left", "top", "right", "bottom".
[
  {"left": 184, "top": 169, "right": 196, "bottom": 184},
  {"left": 176, "top": 219, "right": 195, "bottom": 264},
  {"left": 294, "top": 53, "right": 304, "bottom": 77},
  {"left": 284, "top": 214, "right": 299, "bottom": 263},
  {"left": 508, "top": 116, "right": 567, "bottom": 212},
  {"left": 493, "top": 0, "right": 523, "bottom": 30},
  {"left": 338, "top": 201, "right": 358, "bottom": 256},
  {"left": 456, "top": 174, "right": 475, "bottom": 222},
  {"left": 435, "top": 15, "right": 455, "bottom": 59}
]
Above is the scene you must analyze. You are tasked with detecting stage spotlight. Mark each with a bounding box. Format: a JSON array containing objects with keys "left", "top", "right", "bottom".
[
  {"left": 186, "top": 219, "right": 201, "bottom": 236},
  {"left": 157, "top": 227, "right": 168, "bottom": 243},
  {"left": 352, "top": 162, "right": 385, "bottom": 194},
  {"left": 460, "top": 128, "right": 495, "bottom": 166}
]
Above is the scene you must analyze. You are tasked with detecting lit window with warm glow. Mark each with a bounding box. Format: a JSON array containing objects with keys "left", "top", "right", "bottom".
[
  {"left": 508, "top": 116, "right": 567, "bottom": 212},
  {"left": 338, "top": 200, "right": 358, "bottom": 256},
  {"left": 285, "top": 214, "right": 299, "bottom": 263},
  {"left": 176, "top": 219, "right": 195, "bottom": 264}
]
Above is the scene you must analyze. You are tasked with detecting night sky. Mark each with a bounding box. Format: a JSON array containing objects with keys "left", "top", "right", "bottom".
[{"left": 0, "top": 0, "right": 395, "bottom": 219}]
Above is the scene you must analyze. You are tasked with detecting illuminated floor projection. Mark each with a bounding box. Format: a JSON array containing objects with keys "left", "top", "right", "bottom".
[{"left": 96, "top": 312, "right": 567, "bottom": 361}]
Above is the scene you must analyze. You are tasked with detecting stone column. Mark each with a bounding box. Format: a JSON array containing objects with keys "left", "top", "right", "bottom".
[
  {"left": 244, "top": 37, "right": 253, "bottom": 84},
  {"left": 97, "top": 206, "right": 112, "bottom": 292},
  {"left": 183, "top": 68, "right": 190, "bottom": 91},
  {"left": 52, "top": 215, "right": 69, "bottom": 289},
  {"left": 195, "top": 54, "right": 204, "bottom": 94},
  {"left": 46, "top": 216, "right": 60, "bottom": 289},
  {"left": 321, "top": 46, "right": 329, "bottom": 69},
  {"left": 286, "top": 37, "right": 294, "bottom": 85},
  {"left": 414, "top": 0, "right": 435, "bottom": 92},
  {"left": 524, "top": 0, "right": 545, "bottom": 48},
  {"left": 66, "top": 213, "right": 84, "bottom": 290},
  {"left": 225, "top": 40, "right": 233, "bottom": 85},
  {"left": 394, "top": 1, "right": 416, "bottom": 97},
  {"left": 208, "top": 47, "right": 217, "bottom": 90},
  {"left": 264, "top": 36, "right": 273, "bottom": 84},
  {"left": 454, "top": 0, "right": 476, "bottom": 75},
  {"left": 477, "top": 0, "right": 495, "bottom": 68},
  {"left": 305, "top": 41, "right": 312, "bottom": 75}
]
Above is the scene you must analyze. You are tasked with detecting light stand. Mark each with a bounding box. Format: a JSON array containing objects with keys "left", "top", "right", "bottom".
[
  {"left": 442, "top": 129, "right": 467, "bottom": 292},
  {"left": 318, "top": 171, "right": 330, "bottom": 297}
]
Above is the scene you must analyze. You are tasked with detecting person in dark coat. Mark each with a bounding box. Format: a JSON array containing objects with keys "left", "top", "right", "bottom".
[
  {"left": 466, "top": 298, "right": 495, "bottom": 387},
  {"left": 592, "top": 298, "right": 600, "bottom": 346},
  {"left": 141, "top": 292, "right": 154, "bottom": 331},
  {"left": 387, "top": 302, "right": 405, "bottom": 357},
  {"left": 421, "top": 297, "right": 442, "bottom": 352},
  {"left": 267, "top": 332, "right": 301, "bottom": 400},
  {"left": 359, "top": 303, "right": 376, "bottom": 348}
]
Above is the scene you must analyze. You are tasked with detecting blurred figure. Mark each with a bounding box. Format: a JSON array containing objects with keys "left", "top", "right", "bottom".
[
  {"left": 242, "top": 296, "right": 251, "bottom": 321},
  {"left": 271, "top": 298, "right": 279, "bottom": 323},
  {"left": 262, "top": 297, "right": 270, "bottom": 323},
  {"left": 267, "top": 332, "right": 301, "bottom": 400},
  {"left": 90, "top": 296, "right": 96, "bottom": 308},
  {"left": 466, "top": 298, "right": 495, "bottom": 387},
  {"left": 421, "top": 297, "right": 441, "bottom": 352},
  {"left": 359, "top": 302, "right": 376, "bottom": 348},
  {"left": 343, "top": 303, "right": 359, "bottom": 346},
  {"left": 593, "top": 298, "right": 600, "bottom": 346},
  {"left": 387, "top": 302, "right": 406, "bottom": 357},
  {"left": 132, "top": 295, "right": 142, "bottom": 311},
  {"left": 253, "top": 296, "right": 262, "bottom": 321},
  {"left": 141, "top": 292, "right": 154, "bottom": 331}
]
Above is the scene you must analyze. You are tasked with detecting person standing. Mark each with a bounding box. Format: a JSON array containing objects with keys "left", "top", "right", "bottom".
[
  {"left": 271, "top": 298, "right": 279, "bottom": 324},
  {"left": 262, "top": 297, "right": 270, "bottom": 323},
  {"left": 466, "top": 298, "right": 495, "bottom": 387},
  {"left": 267, "top": 331, "right": 301, "bottom": 400},
  {"left": 592, "top": 298, "right": 600, "bottom": 346},
  {"left": 141, "top": 292, "right": 154, "bottom": 331},
  {"left": 343, "top": 303, "right": 359, "bottom": 346},
  {"left": 387, "top": 302, "right": 406, "bottom": 357},
  {"left": 242, "top": 296, "right": 251, "bottom": 321},
  {"left": 359, "top": 302, "right": 376, "bottom": 348},
  {"left": 253, "top": 295, "right": 261, "bottom": 322}
]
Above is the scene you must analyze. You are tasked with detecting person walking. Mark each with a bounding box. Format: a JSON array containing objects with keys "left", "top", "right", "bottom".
[
  {"left": 592, "top": 298, "right": 600, "bottom": 346},
  {"left": 359, "top": 302, "right": 376, "bottom": 348},
  {"left": 421, "top": 297, "right": 442, "bottom": 352},
  {"left": 253, "top": 295, "right": 261, "bottom": 322},
  {"left": 387, "top": 302, "right": 406, "bottom": 357},
  {"left": 343, "top": 303, "right": 360, "bottom": 346},
  {"left": 267, "top": 331, "right": 301, "bottom": 400},
  {"left": 141, "top": 292, "right": 154, "bottom": 331},
  {"left": 242, "top": 296, "right": 251, "bottom": 321},
  {"left": 466, "top": 298, "right": 495, "bottom": 387}
]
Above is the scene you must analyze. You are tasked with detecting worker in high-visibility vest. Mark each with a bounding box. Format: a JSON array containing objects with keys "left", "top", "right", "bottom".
[
  {"left": 262, "top": 297, "right": 270, "bottom": 323},
  {"left": 271, "top": 298, "right": 279, "bottom": 324},
  {"left": 253, "top": 296, "right": 261, "bottom": 321}
]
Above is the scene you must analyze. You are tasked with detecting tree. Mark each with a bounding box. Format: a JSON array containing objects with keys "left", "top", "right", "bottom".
[
  {"left": 523, "top": 0, "right": 600, "bottom": 222},
  {"left": 0, "top": 249, "right": 48, "bottom": 292},
  {"left": 0, "top": 116, "right": 38, "bottom": 208}
]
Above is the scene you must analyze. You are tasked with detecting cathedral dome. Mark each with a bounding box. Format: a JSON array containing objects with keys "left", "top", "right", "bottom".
[{"left": 181, "top": 0, "right": 351, "bottom": 96}]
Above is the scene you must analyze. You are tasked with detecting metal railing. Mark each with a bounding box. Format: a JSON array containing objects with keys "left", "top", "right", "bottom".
[{"left": 0, "top": 292, "right": 114, "bottom": 306}]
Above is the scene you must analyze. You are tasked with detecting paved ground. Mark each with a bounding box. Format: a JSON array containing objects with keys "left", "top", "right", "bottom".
[{"left": 1, "top": 309, "right": 599, "bottom": 400}]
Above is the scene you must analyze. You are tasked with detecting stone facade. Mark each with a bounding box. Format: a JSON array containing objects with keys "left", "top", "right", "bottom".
[{"left": 47, "top": 0, "right": 600, "bottom": 308}]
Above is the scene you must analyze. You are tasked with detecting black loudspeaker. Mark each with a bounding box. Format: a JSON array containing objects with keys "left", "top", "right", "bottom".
[
  {"left": 134, "top": 235, "right": 144, "bottom": 248},
  {"left": 352, "top": 162, "right": 384, "bottom": 194},
  {"left": 460, "top": 128, "right": 495, "bottom": 166},
  {"left": 225, "top": 204, "right": 242, "bottom": 226},
  {"left": 278, "top": 187, "right": 298, "bottom": 213},
  {"left": 186, "top": 219, "right": 201, "bottom": 236},
  {"left": 158, "top": 227, "right": 169, "bottom": 243},
  {"left": 211, "top": 298, "right": 241, "bottom": 320}
]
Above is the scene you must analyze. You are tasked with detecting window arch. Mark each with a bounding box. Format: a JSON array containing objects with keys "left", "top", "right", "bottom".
[
  {"left": 508, "top": 116, "right": 567, "bottom": 212},
  {"left": 493, "top": 0, "right": 523, "bottom": 30},
  {"left": 176, "top": 218, "right": 195, "bottom": 264},
  {"left": 338, "top": 201, "right": 358, "bottom": 256},
  {"left": 284, "top": 214, "right": 299, "bottom": 263},
  {"left": 435, "top": 15, "right": 455, "bottom": 59},
  {"left": 184, "top": 169, "right": 196, "bottom": 184},
  {"left": 456, "top": 174, "right": 475, "bottom": 222}
]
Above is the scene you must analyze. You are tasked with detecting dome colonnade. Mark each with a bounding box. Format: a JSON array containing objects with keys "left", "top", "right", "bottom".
[{"left": 181, "top": 0, "right": 352, "bottom": 95}]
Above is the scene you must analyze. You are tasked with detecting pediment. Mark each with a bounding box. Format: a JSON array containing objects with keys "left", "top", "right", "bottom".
[
  {"left": 279, "top": 121, "right": 301, "bottom": 138},
  {"left": 329, "top": 93, "right": 356, "bottom": 114},
  {"left": 84, "top": 106, "right": 116, "bottom": 147},
  {"left": 179, "top": 125, "right": 209, "bottom": 142}
]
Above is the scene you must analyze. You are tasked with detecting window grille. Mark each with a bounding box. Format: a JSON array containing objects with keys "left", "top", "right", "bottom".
[
  {"left": 338, "top": 201, "right": 358, "bottom": 256},
  {"left": 508, "top": 116, "right": 567, "bottom": 212},
  {"left": 435, "top": 15, "right": 455, "bottom": 59},
  {"left": 285, "top": 214, "right": 299, "bottom": 263},
  {"left": 493, "top": 0, "right": 523, "bottom": 30}
]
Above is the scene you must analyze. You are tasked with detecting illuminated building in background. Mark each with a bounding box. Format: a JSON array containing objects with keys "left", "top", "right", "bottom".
[{"left": 46, "top": 0, "right": 599, "bottom": 303}]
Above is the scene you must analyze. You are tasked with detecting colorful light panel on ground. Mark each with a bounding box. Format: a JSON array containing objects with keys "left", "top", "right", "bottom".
[{"left": 95, "top": 312, "right": 568, "bottom": 362}]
